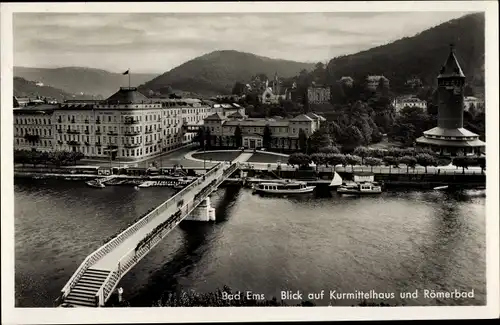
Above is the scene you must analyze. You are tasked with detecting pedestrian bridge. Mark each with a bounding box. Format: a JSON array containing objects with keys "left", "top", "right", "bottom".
[{"left": 57, "top": 161, "right": 240, "bottom": 307}]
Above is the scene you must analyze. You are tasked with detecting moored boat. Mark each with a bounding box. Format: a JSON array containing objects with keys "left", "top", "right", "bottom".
[
  {"left": 329, "top": 172, "right": 343, "bottom": 187},
  {"left": 337, "top": 181, "right": 382, "bottom": 195},
  {"left": 252, "top": 181, "right": 315, "bottom": 195},
  {"left": 86, "top": 180, "right": 105, "bottom": 188}
]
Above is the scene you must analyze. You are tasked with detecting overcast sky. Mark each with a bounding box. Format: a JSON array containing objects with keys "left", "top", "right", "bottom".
[{"left": 14, "top": 12, "right": 472, "bottom": 74}]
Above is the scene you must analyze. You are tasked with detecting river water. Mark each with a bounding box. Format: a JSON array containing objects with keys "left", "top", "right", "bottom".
[{"left": 14, "top": 178, "right": 486, "bottom": 307}]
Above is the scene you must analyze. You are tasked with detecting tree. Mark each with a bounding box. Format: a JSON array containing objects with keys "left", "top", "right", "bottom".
[
  {"left": 288, "top": 153, "right": 311, "bottom": 168},
  {"left": 400, "top": 155, "right": 417, "bottom": 173},
  {"left": 205, "top": 128, "right": 212, "bottom": 149},
  {"left": 232, "top": 82, "right": 246, "bottom": 96},
  {"left": 345, "top": 154, "right": 362, "bottom": 172},
  {"left": 234, "top": 125, "right": 242, "bottom": 147},
  {"left": 340, "top": 125, "right": 364, "bottom": 152},
  {"left": 478, "top": 156, "right": 485, "bottom": 174},
  {"left": 453, "top": 156, "right": 477, "bottom": 174},
  {"left": 194, "top": 127, "right": 206, "bottom": 148},
  {"left": 328, "top": 154, "right": 347, "bottom": 171},
  {"left": 298, "top": 129, "right": 308, "bottom": 153},
  {"left": 415, "top": 153, "right": 437, "bottom": 173},
  {"left": 318, "top": 146, "right": 340, "bottom": 154},
  {"left": 310, "top": 153, "right": 326, "bottom": 171},
  {"left": 308, "top": 129, "right": 332, "bottom": 153},
  {"left": 382, "top": 155, "right": 397, "bottom": 173},
  {"left": 364, "top": 157, "right": 383, "bottom": 172},
  {"left": 263, "top": 124, "right": 272, "bottom": 149},
  {"left": 353, "top": 146, "right": 370, "bottom": 164}
]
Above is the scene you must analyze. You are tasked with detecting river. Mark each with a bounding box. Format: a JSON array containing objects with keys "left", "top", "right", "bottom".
[{"left": 14, "top": 178, "right": 486, "bottom": 307}]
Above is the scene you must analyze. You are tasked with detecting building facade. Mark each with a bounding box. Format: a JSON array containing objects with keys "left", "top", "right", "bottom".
[
  {"left": 13, "top": 87, "right": 214, "bottom": 161},
  {"left": 307, "top": 85, "right": 331, "bottom": 104},
  {"left": 393, "top": 96, "right": 428, "bottom": 114},
  {"left": 366, "top": 75, "right": 390, "bottom": 90},
  {"left": 203, "top": 111, "right": 325, "bottom": 150},
  {"left": 416, "top": 46, "right": 485, "bottom": 156}
]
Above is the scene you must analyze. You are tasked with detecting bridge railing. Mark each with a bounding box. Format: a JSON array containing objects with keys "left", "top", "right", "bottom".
[
  {"left": 61, "top": 164, "right": 226, "bottom": 300},
  {"left": 95, "top": 162, "right": 237, "bottom": 305}
]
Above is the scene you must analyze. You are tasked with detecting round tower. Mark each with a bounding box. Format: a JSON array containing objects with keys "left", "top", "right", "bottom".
[{"left": 437, "top": 44, "right": 466, "bottom": 129}]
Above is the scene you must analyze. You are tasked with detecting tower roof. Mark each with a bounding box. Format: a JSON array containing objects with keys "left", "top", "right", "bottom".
[
  {"left": 438, "top": 44, "right": 465, "bottom": 79},
  {"left": 104, "top": 87, "right": 151, "bottom": 104}
]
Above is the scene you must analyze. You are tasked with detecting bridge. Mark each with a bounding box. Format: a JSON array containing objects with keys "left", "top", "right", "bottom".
[{"left": 57, "top": 161, "right": 240, "bottom": 307}]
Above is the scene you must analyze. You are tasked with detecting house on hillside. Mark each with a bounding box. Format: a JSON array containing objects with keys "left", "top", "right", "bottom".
[
  {"left": 366, "top": 75, "right": 390, "bottom": 90},
  {"left": 307, "top": 83, "right": 331, "bottom": 104}
]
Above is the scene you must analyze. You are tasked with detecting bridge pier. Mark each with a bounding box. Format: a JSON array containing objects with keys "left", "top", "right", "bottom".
[{"left": 185, "top": 197, "right": 216, "bottom": 222}]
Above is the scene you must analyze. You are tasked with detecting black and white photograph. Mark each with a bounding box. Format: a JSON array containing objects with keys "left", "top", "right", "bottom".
[{"left": 1, "top": 1, "right": 498, "bottom": 323}]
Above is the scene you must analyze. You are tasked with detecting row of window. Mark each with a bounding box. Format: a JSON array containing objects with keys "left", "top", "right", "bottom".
[
  {"left": 15, "top": 128, "right": 52, "bottom": 137},
  {"left": 16, "top": 138, "right": 52, "bottom": 146},
  {"left": 16, "top": 118, "right": 51, "bottom": 125}
]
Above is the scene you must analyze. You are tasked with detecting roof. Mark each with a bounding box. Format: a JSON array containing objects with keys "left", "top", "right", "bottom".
[
  {"left": 291, "top": 114, "right": 314, "bottom": 122},
  {"left": 204, "top": 112, "right": 225, "bottom": 121},
  {"left": 223, "top": 119, "right": 289, "bottom": 127},
  {"left": 104, "top": 87, "right": 152, "bottom": 104},
  {"left": 423, "top": 127, "right": 478, "bottom": 138},
  {"left": 416, "top": 136, "right": 485, "bottom": 147},
  {"left": 227, "top": 111, "right": 244, "bottom": 119},
  {"left": 59, "top": 103, "right": 96, "bottom": 110},
  {"left": 438, "top": 45, "right": 465, "bottom": 79},
  {"left": 14, "top": 104, "right": 57, "bottom": 114},
  {"left": 306, "top": 112, "right": 327, "bottom": 121}
]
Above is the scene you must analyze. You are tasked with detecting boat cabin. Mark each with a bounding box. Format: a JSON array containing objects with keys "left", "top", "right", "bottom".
[{"left": 258, "top": 182, "right": 308, "bottom": 191}]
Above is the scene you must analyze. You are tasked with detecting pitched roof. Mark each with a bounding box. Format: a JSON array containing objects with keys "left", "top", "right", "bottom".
[
  {"left": 228, "top": 111, "right": 244, "bottom": 119},
  {"left": 438, "top": 45, "right": 465, "bottom": 79},
  {"left": 423, "top": 127, "right": 478, "bottom": 138},
  {"left": 306, "top": 112, "right": 326, "bottom": 121},
  {"left": 104, "top": 87, "right": 152, "bottom": 105},
  {"left": 204, "top": 112, "right": 225, "bottom": 121},
  {"left": 291, "top": 114, "right": 314, "bottom": 122}
]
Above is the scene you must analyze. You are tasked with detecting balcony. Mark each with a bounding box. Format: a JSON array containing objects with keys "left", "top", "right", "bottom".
[
  {"left": 67, "top": 140, "right": 80, "bottom": 146},
  {"left": 71, "top": 119, "right": 76, "bottom": 124},
  {"left": 84, "top": 119, "right": 89, "bottom": 124},
  {"left": 123, "top": 119, "right": 139, "bottom": 125},
  {"left": 124, "top": 143, "right": 141, "bottom": 148},
  {"left": 57, "top": 118, "right": 62, "bottom": 123},
  {"left": 57, "top": 129, "right": 63, "bottom": 134},
  {"left": 106, "top": 144, "right": 118, "bottom": 150},
  {"left": 145, "top": 129, "right": 153, "bottom": 134},
  {"left": 107, "top": 131, "right": 118, "bottom": 136},
  {"left": 57, "top": 140, "right": 63, "bottom": 145},
  {"left": 157, "top": 140, "right": 162, "bottom": 144},
  {"left": 95, "top": 130, "right": 102, "bottom": 135},
  {"left": 96, "top": 142, "right": 102, "bottom": 147},
  {"left": 145, "top": 141, "right": 153, "bottom": 146},
  {"left": 67, "top": 129, "right": 80, "bottom": 134},
  {"left": 96, "top": 120, "right": 101, "bottom": 124},
  {"left": 84, "top": 141, "right": 90, "bottom": 146},
  {"left": 158, "top": 127, "right": 163, "bottom": 131},
  {"left": 84, "top": 130, "right": 90, "bottom": 134},
  {"left": 124, "top": 131, "right": 141, "bottom": 136}
]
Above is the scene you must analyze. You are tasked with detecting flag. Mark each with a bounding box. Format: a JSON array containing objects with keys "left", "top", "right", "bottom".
[{"left": 122, "top": 69, "right": 129, "bottom": 75}]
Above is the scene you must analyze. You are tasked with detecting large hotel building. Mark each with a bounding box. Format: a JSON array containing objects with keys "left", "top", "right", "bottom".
[{"left": 14, "top": 87, "right": 212, "bottom": 161}]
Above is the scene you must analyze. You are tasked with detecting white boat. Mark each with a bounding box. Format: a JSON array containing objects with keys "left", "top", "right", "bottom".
[
  {"left": 433, "top": 185, "right": 449, "bottom": 190},
  {"left": 337, "top": 181, "right": 382, "bottom": 195},
  {"left": 138, "top": 181, "right": 154, "bottom": 188},
  {"left": 252, "top": 181, "right": 315, "bottom": 195},
  {"left": 329, "top": 172, "right": 343, "bottom": 187},
  {"left": 86, "top": 180, "right": 105, "bottom": 188}
]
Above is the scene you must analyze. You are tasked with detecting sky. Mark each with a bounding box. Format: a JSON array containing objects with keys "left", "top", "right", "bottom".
[{"left": 13, "top": 11, "right": 473, "bottom": 74}]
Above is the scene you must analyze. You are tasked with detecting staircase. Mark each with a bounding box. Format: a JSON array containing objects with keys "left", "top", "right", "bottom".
[{"left": 61, "top": 269, "right": 110, "bottom": 307}]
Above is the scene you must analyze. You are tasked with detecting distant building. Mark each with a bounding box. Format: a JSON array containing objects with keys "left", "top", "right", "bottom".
[
  {"left": 203, "top": 111, "right": 325, "bottom": 150},
  {"left": 405, "top": 77, "right": 423, "bottom": 88},
  {"left": 35, "top": 81, "right": 44, "bottom": 87},
  {"left": 261, "top": 72, "right": 290, "bottom": 104},
  {"left": 211, "top": 102, "right": 246, "bottom": 118},
  {"left": 393, "top": 96, "right": 428, "bottom": 114},
  {"left": 366, "top": 75, "right": 389, "bottom": 90},
  {"left": 416, "top": 45, "right": 485, "bottom": 156},
  {"left": 463, "top": 96, "right": 485, "bottom": 113},
  {"left": 307, "top": 84, "right": 331, "bottom": 104},
  {"left": 338, "top": 76, "right": 354, "bottom": 87}
]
